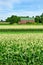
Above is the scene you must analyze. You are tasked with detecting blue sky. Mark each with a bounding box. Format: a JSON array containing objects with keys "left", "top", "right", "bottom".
[{"left": 0, "top": 0, "right": 43, "bottom": 20}]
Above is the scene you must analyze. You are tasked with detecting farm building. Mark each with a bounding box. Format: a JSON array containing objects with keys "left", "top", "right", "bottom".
[{"left": 19, "top": 17, "right": 34, "bottom": 24}]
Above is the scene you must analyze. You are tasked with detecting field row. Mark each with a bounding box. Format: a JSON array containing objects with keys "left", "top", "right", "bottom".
[
  {"left": 0, "top": 33, "right": 43, "bottom": 65},
  {"left": 0, "top": 25, "right": 43, "bottom": 29}
]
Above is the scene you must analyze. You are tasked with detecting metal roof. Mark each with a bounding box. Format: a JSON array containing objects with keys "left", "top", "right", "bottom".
[{"left": 21, "top": 17, "right": 34, "bottom": 20}]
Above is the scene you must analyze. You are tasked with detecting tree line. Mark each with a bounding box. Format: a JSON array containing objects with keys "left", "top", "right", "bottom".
[
  {"left": 0, "top": 13, "right": 43, "bottom": 24},
  {"left": 5, "top": 15, "right": 20, "bottom": 24}
]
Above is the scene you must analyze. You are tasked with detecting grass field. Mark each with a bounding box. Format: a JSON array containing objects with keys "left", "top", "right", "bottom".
[
  {"left": 0, "top": 25, "right": 43, "bottom": 33},
  {"left": 0, "top": 25, "right": 43, "bottom": 65},
  {"left": 0, "top": 25, "right": 43, "bottom": 29}
]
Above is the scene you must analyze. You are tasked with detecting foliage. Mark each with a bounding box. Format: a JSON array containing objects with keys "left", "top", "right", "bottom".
[
  {"left": 0, "top": 20, "right": 4, "bottom": 22},
  {"left": 6, "top": 15, "right": 20, "bottom": 24},
  {"left": 35, "top": 16, "right": 40, "bottom": 23},
  {"left": 35, "top": 13, "right": 43, "bottom": 23},
  {"left": 40, "top": 13, "right": 43, "bottom": 23},
  {"left": 0, "top": 33, "right": 43, "bottom": 65}
]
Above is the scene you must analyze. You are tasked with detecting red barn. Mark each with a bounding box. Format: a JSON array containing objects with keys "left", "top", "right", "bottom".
[{"left": 19, "top": 17, "right": 34, "bottom": 24}]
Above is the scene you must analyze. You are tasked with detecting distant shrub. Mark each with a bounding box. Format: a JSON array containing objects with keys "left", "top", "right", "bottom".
[{"left": 26, "top": 22, "right": 35, "bottom": 25}]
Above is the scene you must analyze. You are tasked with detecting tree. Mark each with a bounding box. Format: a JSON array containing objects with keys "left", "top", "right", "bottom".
[
  {"left": 0, "top": 19, "right": 4, "bottom": 22},
  {"left": 35, "top": 16, "right": 40, "bottom": 23},
  {"left": 16, "top": 17, "right": 21, "bottom": 23},
  {"left": 5, "top": 15, "right": 20, "bottom": 24},
  {"left": 26, "top": 16, "right": 29, "bottom": 18},
  {"left": 40, "top": 13, "right": 43, "bottom": 23},
  {"left": 32, "top": 16, "right": 34, "bottom": 18},
  {"left": 6, "top": 17, "right": 11, "bottom": 22},
  {"left": 10, "top": 15, "right": 16, "bottom": 24}
]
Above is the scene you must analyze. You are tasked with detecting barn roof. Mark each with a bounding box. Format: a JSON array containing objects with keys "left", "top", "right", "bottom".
[{"left": 21, "top": 17, "right": 34, "bottom": 20}]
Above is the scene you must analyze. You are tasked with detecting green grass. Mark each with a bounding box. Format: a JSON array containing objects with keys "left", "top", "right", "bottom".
[
  {"left": 0, "top": 22, "right": 9, "bottom": 25},
  {"left": 0, "top": 22, "right": 43, "bottom": 25}
]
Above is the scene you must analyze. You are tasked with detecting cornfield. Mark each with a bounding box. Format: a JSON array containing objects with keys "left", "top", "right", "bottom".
[{"left": 0, "top": 33, "right": 43, "bottom": 65}]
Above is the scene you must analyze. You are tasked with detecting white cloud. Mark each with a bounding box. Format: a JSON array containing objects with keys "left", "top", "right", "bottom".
[
  {"left": 0, "top": 10, "right": 43, "bottom": 20},
  {"left": 0, "top": 0, "right": 34, "bottom": 10},
  {"left": 0, "top": 0, "right": 43, "bottom": 20},
  {"left": 0, "top": 0, "right": 21, "bottom": 10}
]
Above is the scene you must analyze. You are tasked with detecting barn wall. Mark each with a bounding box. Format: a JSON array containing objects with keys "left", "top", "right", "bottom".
[{"left": 19, "top": 20, "right": 35, "bottom": 24}]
